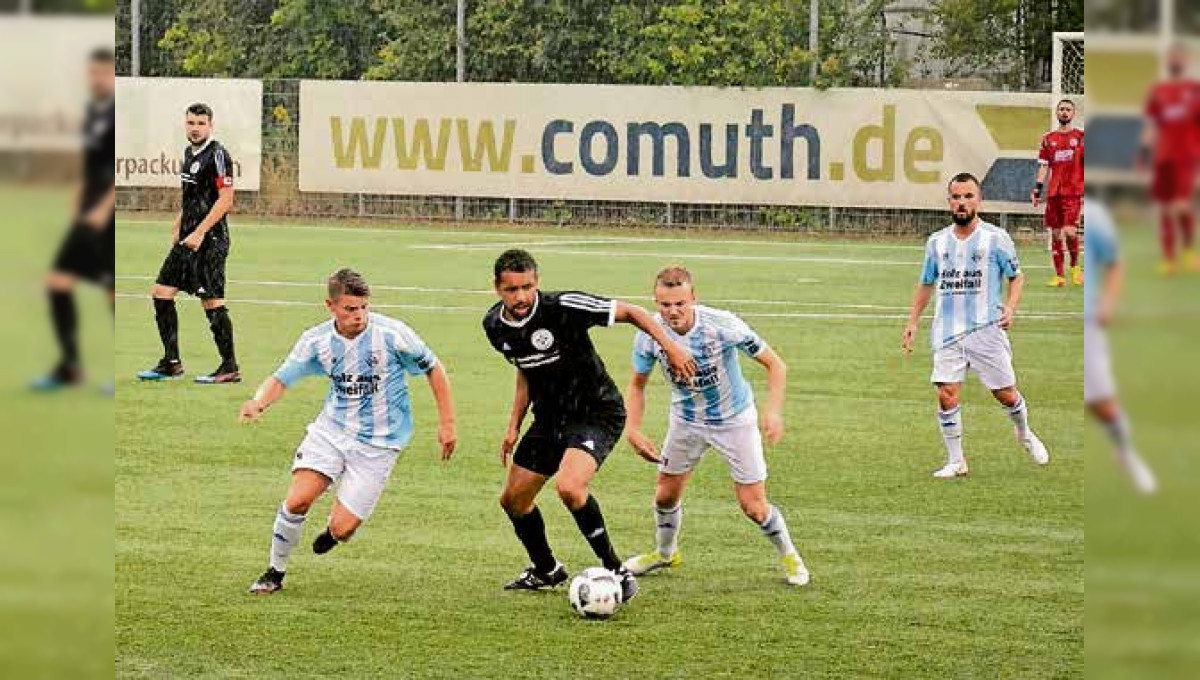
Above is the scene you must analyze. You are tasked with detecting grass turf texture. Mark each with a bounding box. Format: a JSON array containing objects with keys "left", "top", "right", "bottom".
[{"left": 116, "top": 214, "right": 1082, "bottom": 678}]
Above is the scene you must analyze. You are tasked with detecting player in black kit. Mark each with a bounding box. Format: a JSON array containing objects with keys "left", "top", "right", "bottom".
[
  {"left": 32, "top": 48, "right": 116, "bottom": 392},
  {"left": 483, "top": 249, "right": 696, "bottom": 603},
  {"left": 137, "top": 103, "right": 240, "bottom": 384}
]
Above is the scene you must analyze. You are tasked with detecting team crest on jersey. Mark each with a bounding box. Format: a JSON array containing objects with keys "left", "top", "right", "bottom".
[
  {"left": 190, "top": 161, "right": 200, "bottom": 173},
  {"left": 1069, "top": 138, "right": 1078, "bottom": 147},
  {"left": 972, "top": 249, "right": 985, "bottom": 262},
  {"left": 531, "top": 329, "right": 555, "bottom": 351},
  {"left": 366, "top": 351, "right": 382, "bottom": 367}
]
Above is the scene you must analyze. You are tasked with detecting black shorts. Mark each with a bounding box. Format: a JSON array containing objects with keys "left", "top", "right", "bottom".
[
  {"left": 155, "top": 243, "right": 228, "bottom": 299},
  {"left": 52, "top": 221, "right": 114, "bottom": 288},
  {"left": 514, "top": 409, "right": 625, "bottom": 477}
]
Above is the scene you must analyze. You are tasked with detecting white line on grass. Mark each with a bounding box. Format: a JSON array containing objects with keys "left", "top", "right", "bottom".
[
  {"left": 113, "top": 275, "right": 1079, "bottom": 316},
  {"left": 117, "top": 217, "right": 928, "bottom": 251},
  {"left": 114, "top": 293, "right": 1078, "bottom": 321}
]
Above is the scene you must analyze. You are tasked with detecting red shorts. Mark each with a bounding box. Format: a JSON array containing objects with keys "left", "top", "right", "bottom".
[
  {"left": 1044, "top": 195, "right": 1082, "bottom": 231},
  {"left": 1153, "top": 160, "right": 1197, "bottom": 202}
]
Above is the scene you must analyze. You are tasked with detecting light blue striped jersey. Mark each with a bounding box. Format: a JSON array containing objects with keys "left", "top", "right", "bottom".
[
  {"left": 920, "top": 220, "right": 1022, "bottom": 348},
  {"left": 273, "top": 312, "right": 439, "bottom": 450},
  {"left": 1083, "top": 200, "right": 1118, "bottom": 323},
  {"left": 632, "top": 305, "right": 766, "bottom": 425}
]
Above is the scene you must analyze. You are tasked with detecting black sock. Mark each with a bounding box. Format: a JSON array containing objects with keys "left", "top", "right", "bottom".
[
  {"left": 570, "top": 495, "right": 622, "bottom": 571},
  {"left": 204, "top": 306, "right": 237, "bottom": 370},
  {"left": 49, "top": 290, "right": 79, "bottom": 373},
  {"left": 507, "top": 507, "right": 557, "bottom": 574},
  {"left": 153, "top": 298, "right": 180, "bottom": 362}
]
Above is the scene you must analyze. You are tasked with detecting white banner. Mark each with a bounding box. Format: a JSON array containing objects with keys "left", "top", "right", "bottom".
[
  {"left": 0, "top": 18, "right": 113, "bottom": 151},
  {"left": 115, "top": 78, "right": 262, "bottom": 190},
  {"left": 300, "top": 81, "right": 1051, "bottom": 212}
]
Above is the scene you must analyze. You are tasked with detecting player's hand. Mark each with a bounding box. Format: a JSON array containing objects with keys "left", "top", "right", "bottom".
[
  {"left": 1030, "top": 190, "right": 1041, "bottom": 208},
  {"left": 627, "top": 430, "right": 661, "bottom": 464},
  {"left": 663, "top": 343, "right": 697, "bottom": 381},
  {"left": 238, "top": 399, "right": 265, "bottom": 423},
  {"left": 901, "top": 323, "right": 917, "bottom": 354},
  {"left": 760, "top": 411, "right": 785, "bottom": 446},
  {"left": 180, "top": 232, "right": 204, "bottom": 251},
  {"left": 438, "top": 422, "right": 458, "bottom": 461},
  {"left": 1097, "top": 301, "right": 1115, "bottom": 328},
  {"left": 83, "top": 205, "right": 109, "bottom": 231},
  {"left": 999, "top": 305, "right": 1015, "bottom": 330},
  {"left": 500, "top": 426, "right": 519, "bottom": 467}
]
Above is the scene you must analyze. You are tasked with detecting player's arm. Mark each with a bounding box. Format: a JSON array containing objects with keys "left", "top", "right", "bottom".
[
  {"left": 500, "top": 370, "right": 531, "bottom": 466},
  {"left": 1000, "top": 271, "right": 1025, "bottom": 329},
  {"left": 424, "top": 363, "right": 457, "bottom": 461},
  {"left": 1139, "top": 99, "right": 1157, "bottom": 170},
  {"left": 181, "top": 185, "right": 234, "bottom": 250},
  {"left": 614, "top": 301, "right": 697, "bottom": 379},
  {"left": 1099, "top": 258, "right": 1124, "bottom": 327},
  {"left": 170, "top": 210, "right": 182, "bottom": 244},
  {"left": 625, "top": 370, "right": 660, "bottom": 463},
  {"left": 82, "top": 187, "right": 115, "bottom": 231},
  {"left": 902, "top": 283, "right": 934, "bottom": 353},
  {"left": 1032, "top": 163, "right": 1049, "bottom": 207},
  {"left": 752, "top": 347, "right": 787, "bottom": 445},
  {"left": 238, "top": 376, "right": 286, "bottom": 423}
]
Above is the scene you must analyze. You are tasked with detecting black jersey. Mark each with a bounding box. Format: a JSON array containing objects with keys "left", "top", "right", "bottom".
[
  {"left": 179, "top": 139, "right": 235, "bottom": 247},
  {"left": 483, "top": 290, "right": 625, "bottom": 421},
  {"left": 81, "top": 97, "right": 114, "bottom": 216}
]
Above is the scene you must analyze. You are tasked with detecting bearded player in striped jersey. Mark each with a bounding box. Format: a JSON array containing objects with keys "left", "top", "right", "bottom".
[
  {"left": 902, "top": 173, "right": 1050, "bottom": 478},
  {"left": 622, "top": 266, "right": 810, "bottom": 586},
  {"left": 240, "top": 269, "right": 457, "bottom": 594},
  {"left": 483, "top": 249, "right": 696, "bottom": 603}
]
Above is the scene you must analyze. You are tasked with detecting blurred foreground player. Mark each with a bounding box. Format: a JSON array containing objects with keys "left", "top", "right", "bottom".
[{"left": 31, "top": 48, "right": 115, "bottom": 392}]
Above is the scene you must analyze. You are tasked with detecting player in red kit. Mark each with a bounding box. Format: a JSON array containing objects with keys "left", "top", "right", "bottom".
[
  {"left": 1033, "top": 99, "right": 1085, "bottom": 287},
  {"left": 1140, "top": 46, "right": 1200, "bottom": 274}
]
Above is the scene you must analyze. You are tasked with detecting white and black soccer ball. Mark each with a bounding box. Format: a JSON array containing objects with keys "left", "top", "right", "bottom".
[{"left": 567, "top": 567, "right": 622, "bottom": 619}]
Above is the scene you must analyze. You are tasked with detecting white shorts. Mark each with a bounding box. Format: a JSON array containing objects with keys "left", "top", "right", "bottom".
[
  {"left": 1084, "top": 321, "right": 1115, "bottom": 403},
  {"left": 930, "top": 324, "right": 1017, "bottom": 390},
  {"left": 659, "top": 407, "right": 767, "bottom": 485},
  {"left": 292, "top": 421, "right": 401, "bottom": 520}
]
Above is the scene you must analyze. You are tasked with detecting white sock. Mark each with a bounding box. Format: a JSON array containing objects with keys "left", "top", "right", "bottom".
[
  {"left": 269, "top": 503, "right": 307, "bottom": 572},
  {"left": 655, "top": 503, "right": 681, "bottom": 557},
  {"left": 758, "top": 505, "right": 797, "bottom": 557},
  {"left": 938, "top": 406, "right": 965, "bottom": 465},
  {"left": 1006, "top": 394, "right": 1031, "bottom": 439}
]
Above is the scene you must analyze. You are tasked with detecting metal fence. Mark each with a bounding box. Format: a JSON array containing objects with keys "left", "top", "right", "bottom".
[{"left": 116, "top": 78, "right": 1047, "bottom": 238}]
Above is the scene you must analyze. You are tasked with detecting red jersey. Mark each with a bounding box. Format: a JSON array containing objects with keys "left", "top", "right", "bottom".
[
  {"left": 1144, "top": 79, "right": 1200, "bottom": 162},
  {"left": 1038, "top": 127, "right": 1085, "bottom": 197}
]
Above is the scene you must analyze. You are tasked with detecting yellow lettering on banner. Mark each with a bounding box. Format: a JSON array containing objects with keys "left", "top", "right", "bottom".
[
  {"left": 457, "top": 119, "right": 516, "bottom": 172},
  {"left": 905, "top": 126, "right": 943, "bottom": 183},
  {"left": 330, "top": 117, "right": 387, "bottom": 169},
  {"left": 853, "top": 105, "right": 896, "bottom": 182},
  {"left": 394, "top": 118, "right": 452, "bottom": 171}
]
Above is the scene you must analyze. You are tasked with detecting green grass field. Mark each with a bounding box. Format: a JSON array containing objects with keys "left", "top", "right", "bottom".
[{"left": 115, "top": 214, "right": 1084, "bottom": 678}]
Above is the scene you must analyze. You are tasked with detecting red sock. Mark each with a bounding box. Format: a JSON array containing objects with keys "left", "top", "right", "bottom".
[
  {"left": 1051, "top": 237, "right": 1065, "bottom": 276},
  {"left": 1181, "top": 211, "right": 1195, "bottom": 250},
  {"left": 1066, "top": 234, "right": 1079, "bottom": 268},
  {"left": 1161, "top": 213, "right": 1177, "bottom": 261}
]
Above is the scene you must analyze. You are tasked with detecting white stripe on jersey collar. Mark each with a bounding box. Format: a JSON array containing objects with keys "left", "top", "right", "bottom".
[
  {"left": 190, "top": 138, "right": 213, "bottom": 155},
  {"left": 499, "top": 292, "right": 540, "bottom": 328}
]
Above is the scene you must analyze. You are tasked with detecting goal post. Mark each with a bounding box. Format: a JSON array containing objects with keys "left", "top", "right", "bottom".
[{"left": 1052, "top": 31, "right": 1085, "bottom": 128}]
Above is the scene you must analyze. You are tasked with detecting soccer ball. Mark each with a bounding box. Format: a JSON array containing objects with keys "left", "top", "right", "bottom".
[{"left": 567, "top": 567, "right": 622, "bottom": 619}]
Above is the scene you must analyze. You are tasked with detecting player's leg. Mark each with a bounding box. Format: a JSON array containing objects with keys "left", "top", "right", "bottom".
[
  {"left": 713, "top": 411, "right": 809, "bottom": 585},
  {"left": 623, "top": 471, "right": 690, "bottom": 575},
  {"left": 250, "top": 424, "right": 344, "bottom": 594},
  {"left": 1085, "top": 323, "right": 1156, "bottom": 493},
  {"left": 195, "top": 248, "right": 240, "bottom": 384},
  {"left": 1175, "top": 198, "right": 1197, "bottom": 271},
  {"left": 1062, "top": 199, "right": 1083, "bottom": 284},
  {"left": 971, "top": 327, "right": 1049, "bottom": 465},
  {"left": 499, "top": 427, "right": 565, "bottom": 589},
  {"left": 139, "top": 244, "right": 188, "bottom": 379},
  {"left": 624, "top": 417, "right": 704, "bottom": 575},
  {"left": 250, "top": 469, "right": 333, "bottom": 595},
  {"left": 556, "top": 446, "right": 639, "bottom": 602},
  {"left": 1045, "top": 208, "right": 1066, "bottom": 287},
  {"left": 930, "top": 342, "right": 968, "bottom": 477},
  {"left": 311, "top": 442, "right": 400, "bottom": 553},
  {"left": 31, "top": 270, "right": 82, "bottom": 389},
  {"left": 1154, "top": 165, "right": 1179, "bottom": 273}
]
